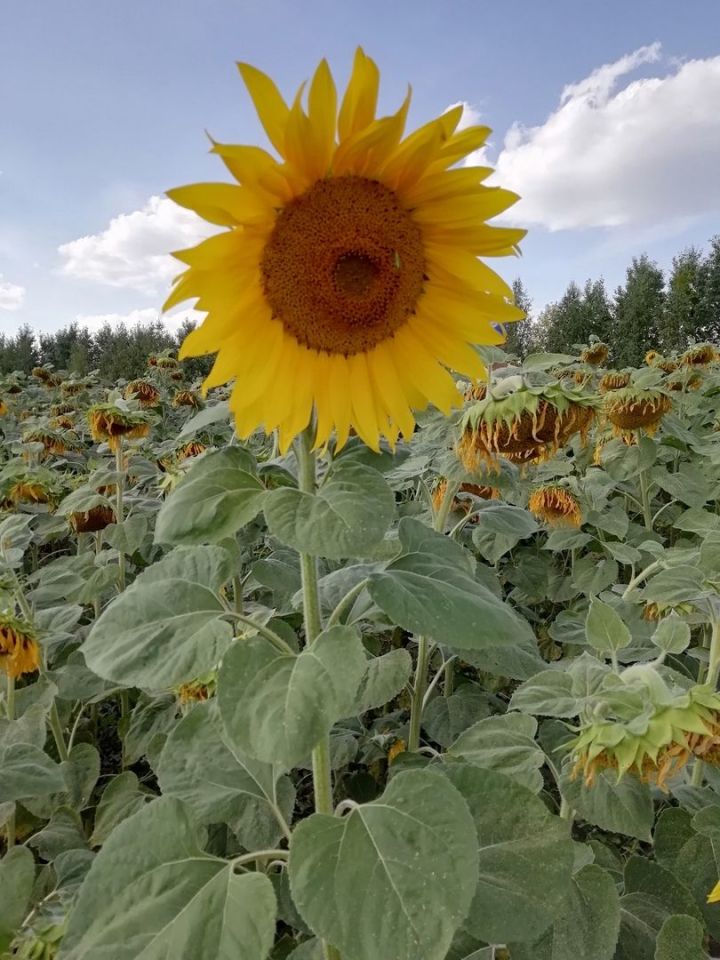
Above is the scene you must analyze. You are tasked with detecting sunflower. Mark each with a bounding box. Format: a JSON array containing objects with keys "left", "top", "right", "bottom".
[
  {"left": 69, "top": 504, "right": 116, "bottom": 534},
  {"left": 172, "top": 390, "right": 202, "bottom": 409},
  {"left": 432, "top": 478, "right": 498, "bottom": 514},
  {"left": 0, "top": 614, "right": 41, "bottom": 678},
  {"left": 681, "top": 343, "right": 716, "bottom": 366},
  {"left": 177, "top": 440, "right": 207, "bottom": 461},
  {"left": 88, "top": 404, "right": 151, "bottom": 452},
  {"left": 658, "top": 357, "right": 679, "bottom": 374},
  {"left": 569, "top": 668, "right": 720, "bottom": 791},
  {"left": 9, "top": 479, "right": 51, "bottom": 505},
  {"left": 176, "top": 672, "right": 216, "bottom": 705},
  {"left": 125, "top": 380, "right": 161, "bottom": 407},
  {"left": 51, "top": 402, "right": 75, "bottom": 416},
  {"left": 0, "top": 398, "right": 7, "bottom": 416},
  {"left": 61, "top": 380, "right": 85, "bottom": 397},
  {"left": 528, "top": 485, "right": 582, "bottom": 527},
  {"left": 598, "top": 371, "right": 630, "bottom": 394},
  {"left": 5, "top": 381, "right": 22, "bottom": 395},
  {"left": 666, "top": 370, "right": 703, "bottom": 392},
  {"left": 580, "top": 343, "right": 609, "bottom": 366},
  {"left": 573, "top": 370, "right": 593, "bottom": 387},
  {"left": 464, "top": 381, "right": 488, "bottom": 402},
  {"left": 604, "top": 387, "right": 671, "bottom": 438},
  {"left": 23, "top": 428, "right": 70, "bottom": 458},
  {"left": 642, "top": 600, "right": 695, "bottom": 621},
  {"left": 31, "top": 366, "right": 53, "bottom": 383},
  {"left": 458, "top": 383, "right": 595, "bottom": 472},
  {"left": 52, "top": 415, "right": 75, "bottom": 430},
  {"left": 645, "top": 350, "right": 660, "bottom": 366},
  {"left": 165, "top": 49, "right": 525, "bottom": 452}
]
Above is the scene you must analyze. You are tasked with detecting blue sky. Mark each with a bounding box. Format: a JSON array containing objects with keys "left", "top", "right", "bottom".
[{"left": 1, "top": 0, "right": 719, "bottom": 335}]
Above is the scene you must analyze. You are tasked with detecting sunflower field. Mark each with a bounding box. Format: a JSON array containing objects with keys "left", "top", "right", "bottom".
[{"left": 4, "top": 50, "right": 720, "bottom": 960}]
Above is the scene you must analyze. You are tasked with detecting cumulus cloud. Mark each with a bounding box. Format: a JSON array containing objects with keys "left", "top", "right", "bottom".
[
  {"left": 75, "top": 306, "right": 202, "bottom": 336},
  {"left": 58, "top": 196, "right": 214, "bottom": 294},
  {"left": 446, "top": 100, "right": 483, "bottom": 130},
  {"left": 484, "top": 43, "right": 720, "bottom": 231},
  {"left": 0, "top": 276, "right": 25, "bottom": 311}
]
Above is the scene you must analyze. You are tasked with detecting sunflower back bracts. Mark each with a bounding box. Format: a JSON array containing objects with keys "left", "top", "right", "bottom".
[
  {"left": 87, "top": 403, "right": 151, "bottom": 452},
  {"left": 458, "top": 382, "right": 597, "bottom": 471},
  {"left": 603, "top": 386, "right": 672, "bottom": 438}
]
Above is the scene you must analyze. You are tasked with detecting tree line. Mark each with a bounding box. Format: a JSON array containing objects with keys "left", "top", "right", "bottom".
[
  {"left": 1, "top": 235, "right": 718, "bottom": 380},
  {"left": 508, "top": 235, "right": 720, "bottom": 364}
]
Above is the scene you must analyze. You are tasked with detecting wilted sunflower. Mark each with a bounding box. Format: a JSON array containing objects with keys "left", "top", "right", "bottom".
[
  {"left": 642, "top": 600, "right": 695, "bottom": 621},
  {"left": 464, "top": 381, "right": 488, "bottom": 402},
  {"left": 177, "top": 440, "right": 207, "bottom": 461},
  {"left": 458, "top": 383, "right": 595, "bottom": 472},
  {"left": 69, "top": 504, "right": 116, "bottom": 534},
  {"left": 598, "top": 371, "right": 630, "bottom": 394},
  {"left": 0, "top": 613, "right": 41, "bottom": 678},
  {"left": 51, "top": 402, "right": 75, "bottom": 416},
  {"left": 5, "top": 381, "right": 22, "bottom": 395},
  {"left": 31, "top": 366, "right": 53, "bottom": 383},
  {"left": 666, "top": 370, "right": 703, "bottom": 392},
  {"left": 658, "top": 357, "right": 679, "bottom": 374},
  {"left": 604, "top": 387, "right": 671, "bottom": 439},
  {"left": 681, "top": 343, "right": 716, "bottom": 366},
  {"left": 61, "top": 380, "right": 85, "bottom": 397},
  {"left": 432, "top": 478, "right": 498, "bottom": 514},
  {"left": 52, "top": 415, "right": 75, "bottom": 430},
  {"left": 88, "top": 404, "right": 150, "bottom": 452},
  {"left": 176, "top": 672, "right": 216, "bottom": 704},
  {"left": 573, "top": 370, "right": 593, "bottom": 387},
  {"left": 8, "top": 478, "right": 52, "bottom": 505},
  {"left": 528, "top": 485, "right": 582, "bottom": 527},
  {"left": 569, "top": 667, "right": 720, "bottom": 791},
  {"left": 580, "top": 343, "right": 609, "bottom": 366},
  {"left": 165, "top": 49, "right": 525, "bottom": 452},
  {"left": 125, "top": 380, "right": 161, "bottom": 407},
  {"left": 172, "top": 390, "right": 201, "bottom": 409},
  {"left": 23, "top": 428, "right": 70, "bottom": 458},
  {"left": 645, "top": 350, "right": 660, "bottom": 366}
]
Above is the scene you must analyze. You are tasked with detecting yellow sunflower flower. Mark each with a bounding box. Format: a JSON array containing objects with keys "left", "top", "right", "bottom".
[
  {"left": 681, "top": 342, "right": 716, "bottom": 366},
  {"left": 125, "top": 380, "right": 161, "bottom": 407},
  {"left": 165, "top": 49, "right": 525, "bottom": 452},
  {"left": 598, "top": 371, "right": 630, "bottom": 394},
  {"left": 604, "top": 387, "right": 672, "bottom": 439},
  {"left": 580, "top": 343, "right": 609, "bottom": 366},
  {"left": 0, "top": 614, "right": 41, "bottom": 679}
]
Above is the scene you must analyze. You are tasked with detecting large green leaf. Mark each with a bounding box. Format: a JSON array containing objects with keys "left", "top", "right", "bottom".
[
  {"left": 615, "top": 893, "right": 670, "bottom": 960},
  {"left": 510, "top": 670, "right": 577, "bottom": 717},
  {"left": 90, "top": 772, "right": 152, "bottom": 846},
  {"left": 447, "top": 713, "right": 545, "bottom": 793},
  {"left": 368, "top": 518, "right": 534, "bottom": 651},
  {"left": 59, "top": 797, "right": 276, "bottom": 960},
  {"left": 423, "top": 685, "right": 491, "bottom": 748},
  {"left": 444, "top": 765, "right": 574, "bottom": 944},
  {"left": 0, "top": 742, "right": 65, "bottom": 803},
  {"left": 562, "top": 769, "right": 654, "bottom": 842},
  {"left": 655, "top": 915, "right": 709, "bottom": 960},
  {"left": 509, "top": 865, "right": 620, "bottom": 960},
  {"left": 0, "top": 847, "right": 35, "bottom": 952},
  {"left": 288, "top": 769, "right": 478, "bottom": 960},
  {"left": 264, "top": 460, "right": 395, "bottom": 559},
  {"left": 155, "top": 447, "right": 265, "bottom": 546},
  {"left": 82, "top": 546, "right": 234, "bottom": 688},
  {"left": 219, "top": 626, "right": 366, "bottom": 768},
  {"left": 585, "top": 597, "right": 631, "bottom": 655},
  {"left": 351, "top": 648, "right": 412, "bottom": 714},
  {"left": 158, "top": 700, "right": 294, "bottom": 848}
]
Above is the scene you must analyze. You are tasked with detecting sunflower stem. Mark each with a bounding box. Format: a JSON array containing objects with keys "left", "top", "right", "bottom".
[
  {"left": 115, "top": 438, "right": 126, "bottom": 591},
  {"left": 638, "top": 470, "right": 653, "bottom": 531},
  {"left": 431, "top": 480, "right": 458, "bottom": 699},
  {"left": 49, "top": 701, "right": 70, "bottom": 763},
  {"left": 5, "top": 674, "right": 16, "bottom": 846},
  {"left": 433, "top": 479, "right": 460, "bottom": 533},
  {"left": 408, "top": 637, "right": 430, "bottom": 751}
]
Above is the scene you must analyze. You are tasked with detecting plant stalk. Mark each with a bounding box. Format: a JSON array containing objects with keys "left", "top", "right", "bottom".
[
  {"left": 115, "top": 438, "right": 126, "bottom": 591},
  {"left": 294, "top": 427, "right": 340, "bottom": 960},
  {"left": 638, "top": 470, "right": 653, "bottom": 531},
  {"left": 5, "top": 674, "right": 16, "bottom": 846}
]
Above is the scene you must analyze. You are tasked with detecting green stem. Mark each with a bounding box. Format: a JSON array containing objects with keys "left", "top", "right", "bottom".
[
  {"left": 408, "top": 636, "right": 430, "bottom": 752},
  {"left": 639, "top": 470, "right": 653, "bottom": 531},
  {"left": 49, "top": 700, "right": 69, "bottom": 762},
  {"left": 232, "top": 574, "right": 244, "bottom": 615},
  {"left": 6, "top": 674, "right": 15, "bottom": 846},
  {"left": 294, "top": 426, "right": 339, "bottom": 960},
  {"left": 326, "top": 578, "right": 369, "bottom": 628},
  {"left": 433, "top": 479, "right": 460, "bottom": 534},
  {"left": 119, "top": 690, "right": 129, "bottom": 769},
  {"left": 691, "top": 622, "right": 720, "bottom": 787},
  {"left": 115, "top": 438, "right": 125, "bottom": 591},
  {"left": 227, "top": 612, "right": 296, "bottom": 656},
  {"left": 622, "top": 559, "right": 663, "bottom": 599}
]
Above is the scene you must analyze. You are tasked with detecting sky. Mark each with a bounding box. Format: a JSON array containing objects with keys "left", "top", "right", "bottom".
[{"left": 1, "top": 0, "right": 720, "bottom": 336}]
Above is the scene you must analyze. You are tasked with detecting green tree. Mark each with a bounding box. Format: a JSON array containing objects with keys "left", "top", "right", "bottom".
[
  {"left": 699, "top": 235, "right": 720, "bottom": 343},
  {"left": 503, "top": 278, "right": 533, "bottom": 359},
  {"left": 613, "top": 255, "right": 665, "bottom": 366},
  {"left": 661, "top": 247, "right": 704, "bottom": 352},
  {"left": 542, "top": 282, "right": 588, "bottom": 353}
]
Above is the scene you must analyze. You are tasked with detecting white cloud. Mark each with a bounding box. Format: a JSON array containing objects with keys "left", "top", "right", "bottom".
[
  {"left": 0, "top": 276, "right": 25, "bottom": 311},
  {"left": 446, "top": 100, "right": 482, "bottom": 130},
  {"left": 58, "top": 196, "right": 214, "bottom": 295},
  {"left": 485, "top": 44, "right": 720, "bottom": 231},
  {"left": 75, "top": 306, "right": 202, "bottom": 336}
]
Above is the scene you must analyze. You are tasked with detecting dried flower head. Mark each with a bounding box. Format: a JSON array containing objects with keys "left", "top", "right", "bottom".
[
  {"left": 528, "top": 485, "right": 582, "bottom": 527},
  {"left": 0, "top": 614, "right": 41, "bottom": 678},
  {"left": 604, "top": 387, "right": 672, "bottom": 439}
]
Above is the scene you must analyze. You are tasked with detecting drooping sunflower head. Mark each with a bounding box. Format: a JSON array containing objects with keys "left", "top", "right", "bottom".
[
  {"left": 528, "top": 484, "right": 582, "bottom": 527},
  {"left": 166, "top": 49, "right": 526, "bottom": 453},
  {"left": 464, "top": 380, "right": 488, "bottom": 403},
  {"left": 88, "top": 404, "right": 151, "bottom": 452},
  {"left": 8, "top": 478, "right": 52, "bottom": 505},
  {"left": 681, "top": 343, "right": 717, "bottom": 367},
  {"left": 604, "top": 387, "right": 672, "bottom": 438},
  {"left": 5, "top": 380, "right": 22, "bottom": 395},
  {"left": 432, "top": 478, "right": 498, "bottom": 514},
  {"left": 658, "top": 357, "right": 679, "bottom": 374},
  {"left": 23, "top": 428, "right": 69, "bottom": 458},
  {"left": 61, "top": 380, "right": 85, "bottom": 397},
  {"left": 666, "top": 370, "right": 704, "bottom": 392},
  {"left": 580, "top": 343, "right": 609, "bottom": 366},
  {"left": 569, "top": 668, "right": 720, "bottom": 790},
  {"left": 598, "top": 370, "right": 630, "bottom": 394},
  {"left": 69, "top": 504, "right": 116, "bottom": 534},
  {"left": 177, "top": 440, "right": 207, "bottom": 461},
  {"left": 172, "top": 390, "right": 202, "bottom": 409},
  {"left": 645, "top": 350, "right": 660, "bottom": 366},
  {"left": 642, "top": 600, "right": 696, "bottom": 621},
  {"left": 125, "top": 380, "right": 161, "bottom": 407},
  {"left": 0, "top": 613, "right": 41, "bottom": 678},
  {"left": 458, "top": 383, "right": 596, "bottom": 472},
  {"left": 52, "top": 414, "right": 74, "bottom": 430},
  {"left": 31, "top": 366, "right": 53, "bottom": 383}
]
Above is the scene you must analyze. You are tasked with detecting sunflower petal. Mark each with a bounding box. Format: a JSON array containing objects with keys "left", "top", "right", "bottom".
[
  {"left": 338, "top": 47, "right": 379, "bottom": 141},
  {"left": 237, "top": 62, "right": 291, "bottom": 156}
]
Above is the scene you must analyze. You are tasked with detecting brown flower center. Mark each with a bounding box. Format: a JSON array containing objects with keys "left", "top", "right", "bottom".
[{"left": 260, "top": 176, "right": 425, "bottom": 355}]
